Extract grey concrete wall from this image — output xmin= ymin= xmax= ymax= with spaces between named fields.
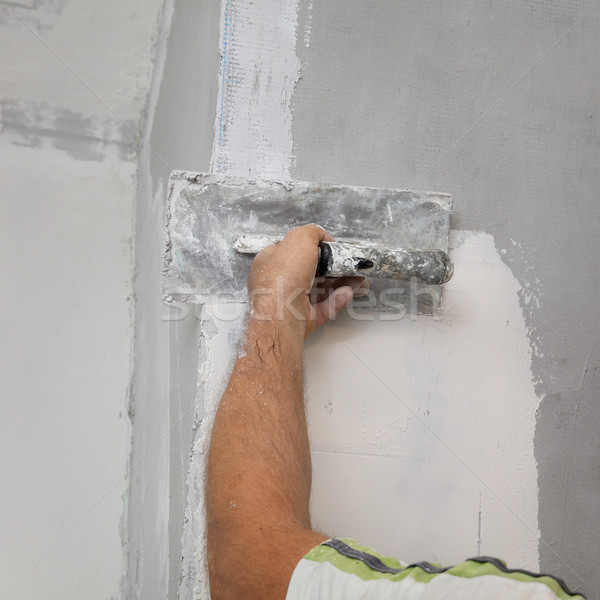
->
xmin=127 ymin=0 xmax=220 ymax=598
xmin=0 ymin=1 xmax=163 ymax=598
xmin=292 ymin=1 xmax=599 ymax=596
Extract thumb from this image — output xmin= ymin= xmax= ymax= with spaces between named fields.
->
xmin=313 ymin=285 xmax=353 ymax=329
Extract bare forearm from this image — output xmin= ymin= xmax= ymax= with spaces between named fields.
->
xmin=206 ymin=315 xmax=325 ymax=599
xmin=206 ymin=226 xmax=352 ymax=599
xmin=207 ymin=316 xmax=312 ymax=529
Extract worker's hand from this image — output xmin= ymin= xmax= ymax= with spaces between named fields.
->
xmin=248 ymin=224 xmax=369 ymax=337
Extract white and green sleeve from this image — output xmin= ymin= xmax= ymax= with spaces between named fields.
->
xmin=286 ymin=538 xmax=585 ymax=600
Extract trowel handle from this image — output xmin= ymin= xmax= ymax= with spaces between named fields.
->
xmin=317 ymin=241 xmax=453 ymax=285
xmin=233 ymin=235 xmax=453 ymax=285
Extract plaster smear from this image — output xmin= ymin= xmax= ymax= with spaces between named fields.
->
xmin=210 ymin=0 xmax=301 ymax=178
xmin=305 ymin=230 xmax=541 ymax=569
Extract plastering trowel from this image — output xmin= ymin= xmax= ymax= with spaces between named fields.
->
xmin=162 ymin=171 xmax=453 ymax=315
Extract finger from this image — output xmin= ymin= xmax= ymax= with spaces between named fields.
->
xmin=352 ymin=278 xmax=371 ymax=297
xmin=313 ymin=285 xmax=353 ymax=329
xmin=312 ymin=277 xmax=367 ymax=302
xmin=281 ymin=223 xmax=332 ymax=247
xmin=315 ymin=276 xmax=366 ymax=291
xmin=278 ymin=225 xmax=334 ymax=292
xmin=319 ymin=226 xmax=334 ymax=243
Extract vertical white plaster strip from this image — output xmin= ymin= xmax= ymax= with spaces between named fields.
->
xmin=210 ymin=0 xmax=302 ymax=179
xmin=180 ymin=1 xmax=301 ymax=598
xmin=181 ymin=308 xmax=246 ymax=600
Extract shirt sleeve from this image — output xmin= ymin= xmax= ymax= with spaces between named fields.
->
xmin=285 ymin=538 xmax=586 ymax=600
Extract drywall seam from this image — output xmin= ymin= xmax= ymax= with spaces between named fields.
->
xmin=210 ymin=0 xmax=302 ymax=179
xmin=179 ymin=1 xmax=302 ymax=597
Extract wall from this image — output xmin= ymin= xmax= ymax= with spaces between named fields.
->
xmin=293 ymin=1 xmax=599 ymax=595
xmin=0 ymin=1 xmax=163 ymax=598
xmin=126 ymin=1 xmax=221 ymax=598
xmin=171 ymin=1 xmax=598 ymax=599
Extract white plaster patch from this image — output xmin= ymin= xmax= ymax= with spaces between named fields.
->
xmin=305 ymin=230 xmax=541 ymax=569
xmin=210 ymin=0 xmax=302 ymax=179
